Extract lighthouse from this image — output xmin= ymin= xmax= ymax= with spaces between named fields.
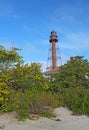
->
xmin=49 ymin=31 xmax=58 ymax=69
xmin=44 ymin=31 xmax=62 ymax=75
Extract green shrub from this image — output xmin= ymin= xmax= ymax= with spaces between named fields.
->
xmin=25 ymin=90 xmax=57 ymax=113
xmin=0 ymin=72 xmax=10 ymax=112
xmin=64 ymin=86 xmax=89 ymax=116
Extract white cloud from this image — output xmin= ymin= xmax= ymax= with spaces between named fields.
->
xmin=40 ymin=61 xmax=47 ymax=72
xmin=0 ymin=3 xmax=19 ymax=18
xmin=60 ymin=32 xmax=89 ymax=51
xmin=60 ymin=54 xmax=69 ymax=64
xmin=50 ymin=2 xmax=88 ymax=24
xmin=22 ymin=43 xmax=39 ymax=54
xmin=57 ymin=6 xmax=82 ymax=21
xmin=0 ymin=41 xmax=14 ymax=49
xmin=57 ymin=31 xmax=89 ymax=63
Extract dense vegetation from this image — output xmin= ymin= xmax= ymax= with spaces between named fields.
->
xmin=0 ymin=45 xmax=89 ymax=120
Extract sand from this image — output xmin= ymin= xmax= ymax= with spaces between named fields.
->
xmin=0 ymin=107 xmax=89 ymax=130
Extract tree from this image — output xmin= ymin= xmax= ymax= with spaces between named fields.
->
xmin=54 ymin=56 xmax=89 ymax=89
xmin=0 ymin=45 xmax=23 ymax=72
xmin=9 ymin=63 xmax=46 ymax=91
xmin=0 ymin=45 xmax=23 ymax=110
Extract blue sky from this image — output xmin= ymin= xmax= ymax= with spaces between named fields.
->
xmin=0 ymin=0 xmax=89 ymax=71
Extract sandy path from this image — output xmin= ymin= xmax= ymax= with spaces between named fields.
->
xmin=0 ymin=107 xmax=89 ymax=130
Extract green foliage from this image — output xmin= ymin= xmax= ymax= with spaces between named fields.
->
xmin=9 ymin=63 xmax=45 ymax=91
xmin=0 ymin=72 xmax=10 ymax=111
xmin=0 ymin=45 xmax=23 ymax=111
xmin=3 ymin=89 xmax=60 ymax=120
xmin=40 ymin=110 xmax=54 ymax=118
xmin=54 ymin=56 xmax=89 ymax=89
xmin=0 ymin=47 xmax=89 ymax=120
xmin=64 ymin=87 xmax=89 ymax=115
xmin=25 ymin=90 xmax=59 ymax=113
xmin=0 ymin=45 xmax=23 ymax=72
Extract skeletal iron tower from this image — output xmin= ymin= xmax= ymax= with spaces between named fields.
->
xmin=46 ymin=31 xmax=62 ymax=71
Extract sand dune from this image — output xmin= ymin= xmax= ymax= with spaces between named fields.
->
xmin=0 ymin=107 xmax=89 ymax=130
